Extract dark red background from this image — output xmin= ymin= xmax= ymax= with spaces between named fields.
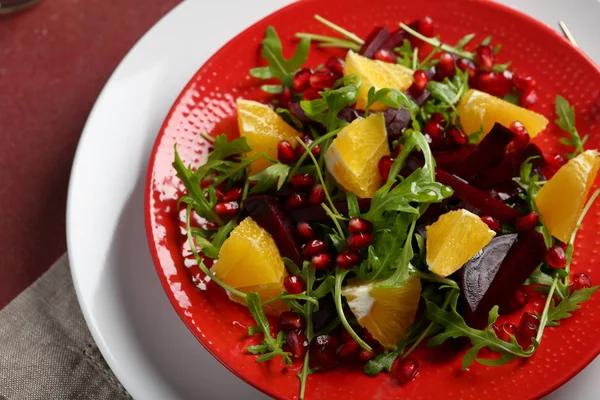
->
xmin=0 ymin=0 xmax=180 ymax=309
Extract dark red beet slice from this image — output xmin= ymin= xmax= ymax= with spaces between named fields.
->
xmin=243 ymin=195 xmax=303 ymax=267
xmin=380 ymin=26 xmax=408 ymax=51
xmin=288 ymin=198 xmax=371 ymax=223
xmin=338 ymin=107 xmax=362 ymax=124
xmin=359 ymin=27 xmax=391 ymax=58
xmin=451 ymin=123 xmax=514 ymax=182
xmin=406 ymin=87 xmax=431 ymax=107
xmin=460 ymin=231 xmax=546 ymax=328
xmin=384 ymin=108 xmax=411 ymax=140
xmin=289 ymin=102 xmax=311 ymax=123
xmin=472 ymin=143 xmax=545 ymax=189
xmin=487 ymin=181 xmax=524 ymax=204
xmin=433 ymin=146 xmax=475 ymax=172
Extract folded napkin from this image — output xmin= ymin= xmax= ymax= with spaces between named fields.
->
xmin=0 ymin=254 xmax=131 ymax=399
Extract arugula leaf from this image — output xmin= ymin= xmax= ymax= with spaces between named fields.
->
xmin=555 ymin=95 xmax=585 ymax=159
xmin=427 ymin=80 xmax=460 ymax=106
xmin=480 ymin=35 xmax=492 ymax=46
xmin=525 ymin=267 xmax=569 ymax=299
xmin=249 ymin=26 xmax=311 ymax=89
xmin=455 ymin=33 xmax=476 ymax=50
xmin=190 ymin=220 xmax=237 ymax=259
xmin=207 ymin=134 xmax=252 ymax=162
xmin=395 ymin=39 xmax=414 ymax=68
xmin=503 ymin=92 xmax=520 ymax=105
xmin=249 ymin=163 xmax=291 ymax=194
xmin=374 ymin=216 xmax=417 ymax=288
xmin=362 ymin=213 xmax=410 ymax=281
xmin=546 ymin=286 xmax=600 ymax=326
xmin=364 ymin=87 xmax=417 ymax=117
xmin=364 ymin=347 xmax=404 ymax=376
xmin=492 ymin=62 xmax=511 ymax=73
xmin=347 ymin=192 xmax=360 ymax=218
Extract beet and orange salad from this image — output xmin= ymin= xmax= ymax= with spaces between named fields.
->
xmin=173 ymin=14 xmax=599 ymax=399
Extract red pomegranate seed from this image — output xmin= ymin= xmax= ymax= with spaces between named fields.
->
xmin=296 ymin=222 xmax=314 ymax=241
xmin=378 ymin=155 xmax=395 ymax=181
xmin=358 ymin=348 xmax=375 ymax=361
xmin=292 ymin=68 xmax=312 ymax=92
xmin=294 ymin=136 xmax=320 ymax=159
xmin=423 ymin=120 xmax=443 ymax=139
xmin=200 ymin=179 xmax=215 ymax=189
xmin=303 ymin=239 xmax=327 ymax=258
xmin=571 ymin=273 xmax=593 ymax=291
xmin=310 ymin=68 xmax=336 ymax=89
xmin=430 ymin=112 xmax=445 ymax=123
xmin=547 ymin=245 xmax=567 ymax=269
xmin=348 ymin=217 xmax=373 ymax=234
xmin=222 ymin=187 xmax=242 ymax=202
xmin=513 ymin=73 xmax=536 ymax=91
xmin=311 ymin=334 xmax=339 ymax=370
xmin=374 ymin=49 xmax=397 ymax=63
xmin=213 ymin=188 xmax=224 ymax=201
xmin=326 ymin=56 xmax=345 ymax=76
xmin=457 ymin=58 xmax=476 ymax=78
xmin=215 ymin=201 xmax=239 ymax=215
xmin=291 ymin=173 xmax=315 ymax=191
xmin=481 ymin=215 xmax=500 ymax=232
xmin=312 ymin=253 xmax=331 ymax=269
xmin=447 ymin=126 xmax=468 ymax=145
xmin=418 ymin=16 xmax=434 ymax=37
xmin=437 ymin=52 xmax=456 ymax=79
xmin=490 ymin=70 xmax=513 ymax=97
xmin=287 ymin=330 xmax=308 ymax=360
xmin=520 ymin=89 xmax=538 ymax=108
xmin=337 ymin=340 xmax=359 ymax=357
xmin=476 ymin=44 xmax=494 ymax=70
xmin=412 ymin=70 xmax=429 ymax=91
xmin=336 ymin=251 xmax=360 ymax=269
xmin=515 ymin=211 xmax=539 ymax=232
xmin=518 ymin=322 xmax=538 ymax=347
xmin=303 ymin=88 xmax=322 ymax=101
xmin=508 ymin=287 xmax=529 ymax=312
xmin=284 ymin=275 xmax=305 ymax=294
xmin=395 ymin=358 xmax=420 ymax=384
xmin=520 ymin=312 xmax=540 ymax=329
xmin=509 ymin=121 xmax=530 ymax=148
xmin=309 ymin=184 xmax=325 ymax=206
xmin=498 ymin=323 xmax=517 ymax=342
xmin=346 ymin=233 xmax=373 ymax=251
xmin=285 ymin=193 xmax=308 ymax=210
xmin=545 ymin=153 xmax=566 ymax=175
xmin=280 ymin=86 xmax=292 ymax=108
xmin=472 ymin=71 xmax=496 ymax=93
xmin=280 ymin=311 xmax=307 ymax=332
xmin=277 ymin=140 xmax=296 ymax=164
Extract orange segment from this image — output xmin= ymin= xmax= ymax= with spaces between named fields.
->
xmin=342 ymin=276 xmax=421 ymax=349
xmin=343 ymin=50 xmax=413 ymax=110
xmin=457 ymin=89 xmax=549 ymax=140
xmin=212 ymin=217 xmax=288 ymax=315
xmin=324 ymin=113 xmax=390 ymax=198
xmin=237 ymin=99 xmax=303 ymax=174
xmin=426 ymin=209 xmax=496 ymax=277
xmin=535 ymin=150 xmax=600 ymax=243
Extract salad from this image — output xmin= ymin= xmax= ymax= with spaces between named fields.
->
xmin=173 ymin=15 xmax=599 ymax=399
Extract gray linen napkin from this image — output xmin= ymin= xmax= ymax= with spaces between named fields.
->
xmin=0 ymin=254 xmax=131 ymax=399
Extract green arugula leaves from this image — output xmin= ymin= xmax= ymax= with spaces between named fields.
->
xmin=555 ymin=95 xmax=586 ymax=159
xmin=546 ymin=286 xmax=600 ymax=326
xmin=248 ymin=163 xmax=291 ymax=194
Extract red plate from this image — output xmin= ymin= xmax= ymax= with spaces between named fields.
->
xmin=145 ymin=0 xmax=600 ymax=398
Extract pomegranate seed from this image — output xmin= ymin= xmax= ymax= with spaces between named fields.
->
xmin=481 ymin=215 xmax=500 ymax=232
xmin=222 ymin=187 xmax=242 ymax=202
xmin=498 ymin=323 xmax=517 ymax=342
xmin=296 ymin=222 xmax=314 ymax=241
xmin=412 ymin=70 xmax=429 ymax=92
xmin=285 ymin=193 xmax=308 ymax=210
xmin=292 ymin=68 xmax=312 ymax=92
xmin=545 ymin=153 xmax=566 ymax=175
xmin=509 ymin=121 xmax=530 ymax=148
xmin=280 ymin=311 xmax=306 ymax=332
xmin=417 ymin=16 xmax=434 ymax=37
xmin=423 ymin=120 xmax=443 ymax=139
xmin=358 ymin=348 xmax=375 ymax=361
xmin=200 ymin=179 xmax=215 ymax=189
xmin=374 ymin=49 xmax=397 ymax=63
xmin=326 ymin=56 xmax=345 ymax=76
xmin=294 ymin=136 xmax=320 ymax=159
xmin=476 ymin=44 xmax=494 ymax=70
xmin=520 ymin=312 xmax=540 ymax=329
xmin=277 ymin=140 xmax=296 ymax=164
xmin=447 ymin=126 xmax=468 ymax=145
xmin=309 ymin=184 xmax=325 ymax=206
xmin=457 ymin=58 xmax=476 ymax=78
xmin=303 ymin=88 xmax=322 ymax=101
xmin=518 ymin=322 xmax=538 ymax=347
xmin=310 ymin=334 xmax=339 ymax=370
xmin=340 ymin=328 xmax=354 ymax=343
xmin=571 ymin=273 xmax=593 ymax=291
xmin=336 ymin=251 xmax=360 ymax=269
xmin=287 ymin=330 xmax=308 ymax=360
xmin=284 ymin=275 xmax=305 ymax=294
xmin=337 ymin=340 xmax=359 ymax=357
xmin=303 ymin=239 xmax=327 ymax=258
xmin=437 ymin=52 xmax=456 ymax=79
xmin=378 ymin=155 xmax=395 ymax=180
xmin=490 ymin=70 xmax=513 ymax=97
xmin=515 ymin=211 xmax=539 ymax=232
xmin=214 ymin=201 xmax=239 ymax=215
xmin=508 ymin=287 xmax=529 ymax=312
xmin=520 ymin=89 xmax=538 ymax=108
xmin=312 ymin=253 xmax=332 ymax=269
xmin=213 ymin=188 xmax=224 ymax=201
xmin=346 ymin=233 xmax=373 ymax=251
xmin=291 ymin=173 xmax=315 ymax=191
xmin=430 ymin=112 xmax=445 ymax=123
xmin=280 ymin=86 xmax=292 ymax=108
xmin=348 ymin=217 xmax=373 ymax=234
xmin=547 ymin=245 xmax=567 ymax=269
xmin=395 ymin=358 xmax=420 ymax=384
xmin=513 ymin=73 xmax=536 ymax=91
xmin=310 ymin=68 xmax=336 ymax=89
xmin=472 ymin=71 xmax=496 ymax=93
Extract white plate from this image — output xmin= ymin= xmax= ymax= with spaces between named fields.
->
xmin=66 ymin=0 xmax=600 ymax=399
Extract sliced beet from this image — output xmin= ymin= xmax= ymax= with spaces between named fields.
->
xmin=406 ymin=87 xmax=431 ymax=107
xmin=487 ymin=181 xmax=524 ymax=204
xmin=384 ymin=108 xmax=411 ymax=140
xmin=380 ymin=26 xmax=409 ymax=51
xmin=289 ymin=102 xmax=311 ymax=124
xmin=288 ymin=198 xmax=371 ymax=223
xmin=433 ymin=146 xmax=475 ymax=172
xmin=243 ymin=195 xmax=303 ymax=267
xmin=338 ymin=107 xmax=362 ymax=124
xmin=451 ymin=123 xmax=514 ymax=182
xmin=359 ymin=27 xmax=391 ymax=58
xmin=472 ymin=143 xmax=545 ymax=189
xmin=460 ymin=231 xmax=546 ymax=328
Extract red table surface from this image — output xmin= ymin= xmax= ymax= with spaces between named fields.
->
xmin=0 ymin=0 xmax=180 ymax=310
